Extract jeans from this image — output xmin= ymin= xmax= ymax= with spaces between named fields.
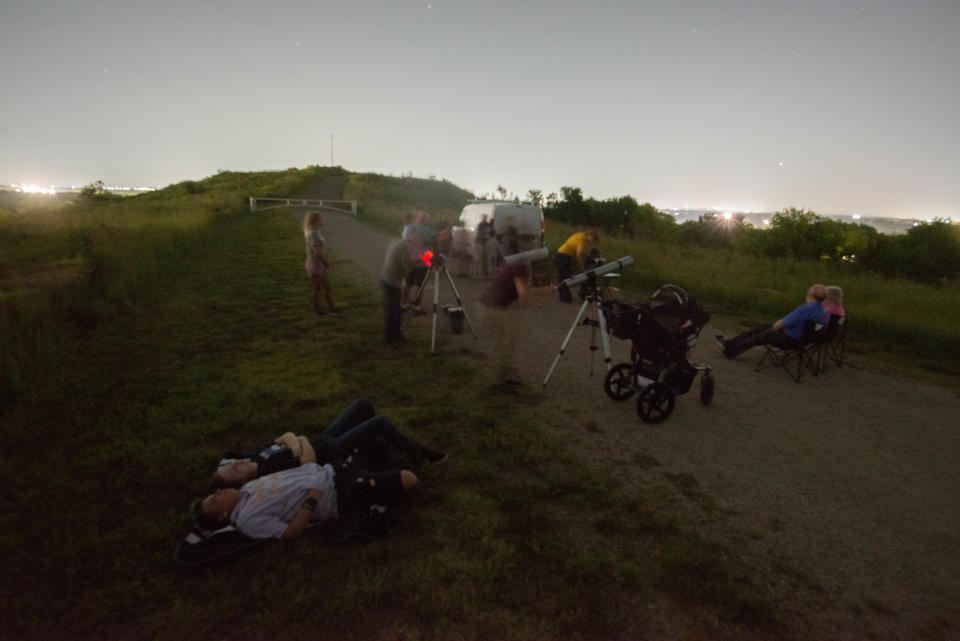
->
xmin=724 ymin=327 xmax=799 ymax=358
xmin=554 ymin=253 xmax=573 ymax=302
xmin=314 ymin=398 xmax=424 ymax=463
xmin=381 ymin=280 xmax=403 ymax=342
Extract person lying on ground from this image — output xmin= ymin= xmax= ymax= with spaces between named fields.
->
xmin=214 ymin=397 xmax=445 ymax=487
xmin=715 ymin=284 xmax=828 ymax=358
xmin=196 ymin=462 xmax=418 ymax=540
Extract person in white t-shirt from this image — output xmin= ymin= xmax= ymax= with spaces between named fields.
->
xmin=195 ymin=463 xmax=417 ymax=539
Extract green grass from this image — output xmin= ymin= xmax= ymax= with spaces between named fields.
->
xmin=0 ymin=180 xmax=781 ymax=640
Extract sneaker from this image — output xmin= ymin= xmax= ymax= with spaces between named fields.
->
xmin=412 ymin=306 xmax=427 ymax=316
xmin=715 ymin=334 xmax=727 ymax=353
xmin=421 ymin=447 xmax=447 ymax=464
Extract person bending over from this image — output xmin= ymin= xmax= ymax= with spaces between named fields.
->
xmin=381 ymin=233 xmax=421 ymax=343
xmin=196 ymin=463 xmax=417 ymax=540
xmin=214 ymin=397 xmax=445 ymax=487
xmin=554 ymin=230 xmax=599 ymax=302
xmin=715 ymin=284 xmax=828 ymax=358
xmin=479 ymin=260 xmax=530 ymax=383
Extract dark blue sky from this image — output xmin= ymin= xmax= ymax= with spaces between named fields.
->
xmin=2 ymin=0 xmax=958 ymax=219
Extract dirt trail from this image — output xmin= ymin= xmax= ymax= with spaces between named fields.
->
xmin=316 ymin=208 xmax=960 ymax=639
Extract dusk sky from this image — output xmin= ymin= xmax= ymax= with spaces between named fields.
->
xmin=2 ymin=1 xmax=958 ymax=219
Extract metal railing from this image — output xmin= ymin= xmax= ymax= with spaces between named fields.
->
xmin=248 ymin=197 xmax=357 ymax=215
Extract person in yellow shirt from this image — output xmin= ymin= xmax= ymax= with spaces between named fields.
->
xmin=554 ymin=230 xmax=599 ymax=302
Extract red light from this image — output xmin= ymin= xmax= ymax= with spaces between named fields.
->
xmin=421 ymin=250 xmax=433 ymax=266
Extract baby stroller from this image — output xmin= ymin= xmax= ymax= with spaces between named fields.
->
xmin=600 ymin=284 xmax=715 ymax=423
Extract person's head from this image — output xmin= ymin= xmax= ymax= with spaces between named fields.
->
xmin=409 ymin=206 xmax=428 ymax=224
xmin=826 ymin=285 xmax=844 ymax=306
xmin=212 ymin=458 xmax=258 ymax=488
xmin=807 ymin=283 xmax=827 ymax=302
xmin=303 ymin=211 xmax=323 ymax=234
xmin=194 ymin=488 xmax=241 ymax=530
xmin=585 ymin=230 xmax=600 ymax=244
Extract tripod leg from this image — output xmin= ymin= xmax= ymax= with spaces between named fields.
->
xmin=595 ymin=299 xmax=614 ymax=371
xmin=431 ymin=267 xmax=440 ymax=353
xmin=404 ymin=265 xmax=433 ymax=329
xmin=441 ymin=266 xmax=479 ymax=339
xmin=543 ymin=297 xmax=592 ymax=387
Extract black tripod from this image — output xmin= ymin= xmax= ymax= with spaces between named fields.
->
xmin=542 ymin=272 xmax=614 ymax=387
xmin=407 ymin=254 xmax=478 ymax=353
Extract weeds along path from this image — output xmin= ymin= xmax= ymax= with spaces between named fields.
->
xmin=318 ymin=208 xmax=960 ymax=640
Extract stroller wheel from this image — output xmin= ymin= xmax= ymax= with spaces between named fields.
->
xmin=636 ymin=383 xmax=675 ymax=424
xmin=604 ymin=363 xmax=637 ymax=401
xmin=700 ymin=373 xmax=715 ymax=405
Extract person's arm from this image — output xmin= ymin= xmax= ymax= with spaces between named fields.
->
xmin=772 ymin=318 xmax=784 ymax=330
xmin=274 ymin=432 xmax=303 ymax=458
xmin=574 ymin=244 xmax=587 ymax=272
xmin=281 ymin=488 xmax=322 ymax=540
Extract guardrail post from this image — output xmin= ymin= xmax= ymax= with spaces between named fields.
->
xmin=249 ymin=196 xmax=257 ymax=213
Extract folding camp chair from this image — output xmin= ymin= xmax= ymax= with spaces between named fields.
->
xmin=816 ymin=314 xmax=847 ymax=373
xmin=754 ymin=320 xmax=821 ymax=383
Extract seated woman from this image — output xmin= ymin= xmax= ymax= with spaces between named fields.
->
xmin=824 ymin=285 xmax=845 ymax=317
xmin=214 ymin=398 xmax=445 ymax=487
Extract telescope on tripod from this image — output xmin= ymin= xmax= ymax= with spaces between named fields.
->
xmin=542 ymin=256 xmax=634 ymax=387
xmin=407 ymin=250 xmax=478 ymax=353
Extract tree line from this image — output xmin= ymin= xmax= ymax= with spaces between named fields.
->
xmin=525 ymin=187 xmax=960 ymax=284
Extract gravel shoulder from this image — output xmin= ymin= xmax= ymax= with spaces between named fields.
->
xmin=319 ymin=209 xmax=960 ymax=640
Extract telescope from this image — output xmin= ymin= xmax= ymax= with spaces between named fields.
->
xmin=503 ymin=246 xmax=549 ymax=265
xmin=559 ymin=256 xmax=634 ymax=288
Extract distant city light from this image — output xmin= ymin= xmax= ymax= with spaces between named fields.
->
xmin=762 ymin=219 xmax=770 ymax=226
xmin=7 ymin=182 xmax=156 ymax=194
xmin=722 ymin=212 xmax=733 ymax=220
xmin=852 ymin=214 xmax=861 ymax=220
xmin=13 ymin=183 xmax=57 ymax=195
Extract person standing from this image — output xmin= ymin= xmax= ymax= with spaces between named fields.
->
xmin=380 ymin=232 xmax=420 ymax=344
xmin=554 ymin=230 xmax=599 ymax=302
xmin=473 ymin=214 xmax=492 ymax=278
xmin=303 ymin=211 xmax=340 ymax=315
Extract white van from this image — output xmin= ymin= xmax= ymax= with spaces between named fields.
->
xmin=455 ymin=201 xmax=545 ymax=253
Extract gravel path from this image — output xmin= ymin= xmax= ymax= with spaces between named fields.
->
xmin=317 ymin=208 xmax=960 ymax=640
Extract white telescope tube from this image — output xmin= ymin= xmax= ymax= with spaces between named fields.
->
xmin=559 ymin=256 xmax=634 ymax=288
xmin=503 ymin=246 xmax=549 ymax=265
